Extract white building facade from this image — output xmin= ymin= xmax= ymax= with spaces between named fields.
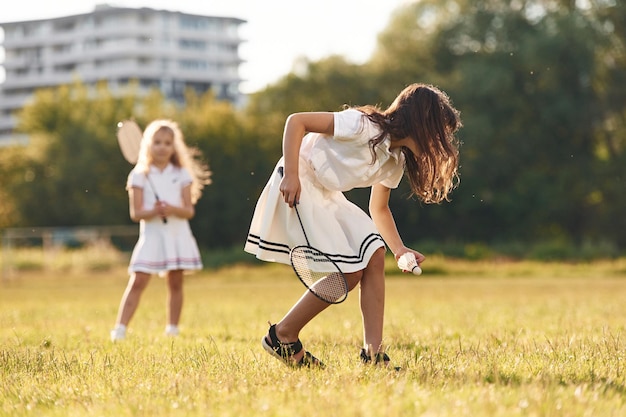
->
xmin=0 ymin=5 xmax=245 ymax=144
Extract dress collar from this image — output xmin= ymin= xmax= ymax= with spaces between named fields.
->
xmin=149 ymin=163 xmax=174 ymax=174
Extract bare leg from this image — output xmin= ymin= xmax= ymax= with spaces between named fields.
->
xmin=166 ymin=270 xmax=184 ymax=326
xmin=115 ymin=272 xmax=151 ymax=326
xmin=272 ymin=270 xmax=362 ymax=362
xmin=359 ymin=247 xmax=386 ymax=353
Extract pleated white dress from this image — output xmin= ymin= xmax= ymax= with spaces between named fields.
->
xmin=127 ymin=164 xmax=203 ymax=275
xmin=245 ymin=109 xmax=405 ymax=273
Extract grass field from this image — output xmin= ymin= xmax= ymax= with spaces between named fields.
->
xmin=1 ymin=256 xmax=626 ymax=416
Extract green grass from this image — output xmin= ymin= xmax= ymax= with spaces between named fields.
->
xmin=2 ymin=258 xmax=626 ymax=416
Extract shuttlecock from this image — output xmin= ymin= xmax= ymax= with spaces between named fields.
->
xmin=397 ymin=252 xmax=422 ymax=275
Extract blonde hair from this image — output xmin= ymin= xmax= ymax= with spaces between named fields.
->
xmin=136 ymin=119 xmax=211 ymax=204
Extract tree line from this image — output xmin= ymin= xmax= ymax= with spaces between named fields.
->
xmin=1 ymin=0 xmax=624 ymax=256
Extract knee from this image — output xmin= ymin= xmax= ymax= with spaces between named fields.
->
xmin=168 ymin=281 xmax=183 ymax=293
xmin=129 ymin=273 xmax=150 ymax=292
xmin=345 ymin=248 xmax=386 ymax=291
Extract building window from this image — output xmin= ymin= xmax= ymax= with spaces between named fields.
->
xmin=179 ymin=60 xmax=208 ymax=70
xmin=179 ymin=39 xmax=206 ymax=50
xmin=53 ymin=21 xmax=75 ymax=33
xmin=53 ymin=44 xmax=73 ymax=54
xmin=179 ymin=16 xmax=208 ymax=30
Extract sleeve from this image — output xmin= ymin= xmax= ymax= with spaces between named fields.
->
xmin=126 ymin=168 xmax=146 ymax=191
xmin=179 ymin=167 xmax=193 ymax=187
xmin=379 ymin=163 xmax=405 ymax=189
xmin=333 ymin=109 xmax=365 ymax=139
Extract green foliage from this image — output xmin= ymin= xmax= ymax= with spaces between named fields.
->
xmin=1 ymin=0 xmax=625 ymax=254
xmin=176 ymin=90 xmax=276 ymax=249
xmin=3 ymin=82 xmax=138 ymax=227
xmin=243 ymin=0 xmax=626 ymax=251
xmin=0 ymin=83 xmax=274 ymax=249
xmin=438 ymin=2 xmax=603 ymax=243
xmin=199 ymin=245 xmax=264 ymax=269
xmin=244 ymin=56 xmax=384 ymax=158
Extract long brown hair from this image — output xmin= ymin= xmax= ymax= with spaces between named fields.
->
xmin=357 ymin=83 xmax=462 ymax=203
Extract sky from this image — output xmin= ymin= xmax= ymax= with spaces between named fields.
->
xmin=0 ymin=0 xmax=410 ymax=94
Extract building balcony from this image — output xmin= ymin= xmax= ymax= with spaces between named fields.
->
xmin=0 ymin=91 xmax=33 ymax=111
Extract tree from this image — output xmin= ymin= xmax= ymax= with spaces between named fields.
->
xmin=2 ymin=82 xmax=135 ymax=227
xmin=364 ymin=0 xmax=623 ymax=246
xmin=176 ymin=90 xmax=275 ymax=248
xmin=3 ymin=0 xmax=626 ymax=253
xmin=430 ymin=0 xmax=618 ymax=244
xmin=0 ymin=82 xmax=273 ymax=249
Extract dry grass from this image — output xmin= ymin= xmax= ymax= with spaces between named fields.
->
xmin=1 ymin=259 xmax=626 ymax=416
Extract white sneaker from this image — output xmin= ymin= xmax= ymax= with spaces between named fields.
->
xmin=110 ymin=324 xmax=126 ymax=341
xmin=165 ymin=324 xmax=179 ymax=337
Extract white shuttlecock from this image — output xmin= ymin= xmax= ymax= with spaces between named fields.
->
xmin=397 ymin=253 xmax=422 ymax=275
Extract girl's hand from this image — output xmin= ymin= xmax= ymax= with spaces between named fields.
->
xmin=154 ymin=200 xmax=194 ymax=219
xmin=394 ymin=247 xmax=425 ymax=266
xmin=280 ymin=174 xmax=301 ymax=208
xmin=156 ymin=201 xmax=171 ymax=217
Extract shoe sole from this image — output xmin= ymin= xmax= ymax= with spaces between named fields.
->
xmin=261 ymin=336 xmax=326 ymax=369
xmin=261 ymin=336 xmax=292 ymax=366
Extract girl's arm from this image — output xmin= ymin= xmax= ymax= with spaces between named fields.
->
xmin=369 ymin=183 xmax=425 ymax=264
xmin=128 ymin=187 xmax=160 ymax=222
xmin=159 ymin=184 xmax=195 ymax=219
xmin=129 ymin=185 xmax=194 ymax=221
xmin=281 ymin=112 xmax=334 ymax=207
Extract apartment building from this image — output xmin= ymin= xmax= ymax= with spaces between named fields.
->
xmin=0 ymin=4 xmax=245 ymax=144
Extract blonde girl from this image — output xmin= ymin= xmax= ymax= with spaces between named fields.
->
xmin=111 ymin=119 xmax=210 ymax=341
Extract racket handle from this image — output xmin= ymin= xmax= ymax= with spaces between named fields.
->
xmin=155 ymin=197 xmax=167 ymax=223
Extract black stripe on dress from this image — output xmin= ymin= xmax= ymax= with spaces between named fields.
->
xmin=246 ymin=234 xmax=291 ymax=255
xmin=246 ymin=233 xmax=383 ymax=264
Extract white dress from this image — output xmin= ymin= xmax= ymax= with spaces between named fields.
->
xmin=127 ymin=164 xmax=203 ymax=274
xmin=244 ymin=109 xmax=405 ymax=273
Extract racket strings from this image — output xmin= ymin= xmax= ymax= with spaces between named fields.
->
xmin=291 ymin=247 xmax=348 ymax=304
xmin=117 ymin=121 xmax=143 ymax=164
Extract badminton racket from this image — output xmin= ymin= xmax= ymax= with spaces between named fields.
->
xmin=116 ymin=120 xmax=167 ymax=224
xmin=278 ymin=166 xmax=348 ymax=304
xmin=116 ymin=120 xmax=142 ymax=164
